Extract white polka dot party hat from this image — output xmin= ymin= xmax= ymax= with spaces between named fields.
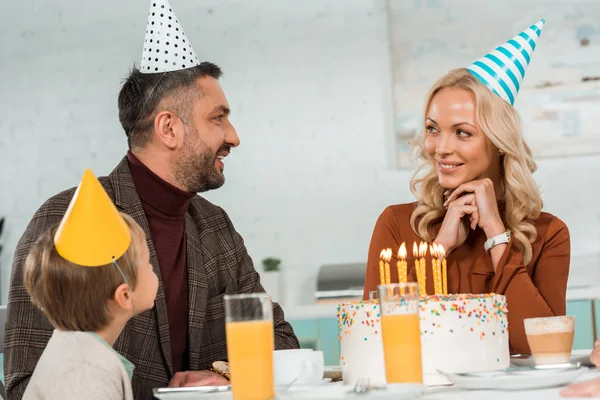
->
xmin=467 ymin=19 xmax=545 ymax=105
xmin=139 ymin=0 xmax=200 ymax=74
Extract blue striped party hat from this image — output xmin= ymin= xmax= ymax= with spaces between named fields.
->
xmin=467 ymin=19 xmax=545 ymax=105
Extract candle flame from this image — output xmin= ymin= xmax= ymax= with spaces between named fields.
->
xmin=383 ymin=248 xmax=392 ymax=262
xmin=413 ymin=242 xmax=418 ymax=258
xmin=398 ymin=242 xmax=407 ymax=260
xmin=379 ymin=249 xmax=387 ymax=260
xmin=438 ymin=244 xmax=446 ymax=259
xmin=430 ymin=244 xmax=436 ymax=258
xmin=419 ymin=241 xmax=428 ymax=258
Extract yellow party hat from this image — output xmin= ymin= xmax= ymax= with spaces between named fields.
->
xmin=54 ymin=169 xmax=131 ymax=267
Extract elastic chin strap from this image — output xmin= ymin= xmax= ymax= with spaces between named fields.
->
xmin=112 ymin=259 xmax=136 ymax=316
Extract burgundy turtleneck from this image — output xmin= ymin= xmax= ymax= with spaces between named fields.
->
xmin=127 ymin=151 xmax=194 ymax=373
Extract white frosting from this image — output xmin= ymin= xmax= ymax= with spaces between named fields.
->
xmin=338 ymin=301 xmax=386 ymax=386
xmin=524 ymin=316 xmax=574 ymax=335
xmin=337 ymin=294 xmax=510 ymax=386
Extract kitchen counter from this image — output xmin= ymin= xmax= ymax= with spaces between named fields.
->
xmin=284 ymin=303 xmax=339 ymax=320
xmin=566 ymin=285 xmax=600 ymax=301
xmin=283 ymin=285 xmax=600 ymax=320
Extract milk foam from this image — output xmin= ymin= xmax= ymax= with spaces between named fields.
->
xmin=524 ymin=316 xmax=574 ymax=335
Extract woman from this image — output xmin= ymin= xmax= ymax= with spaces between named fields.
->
xmin=363 ymin=20 xmax=570 ymax=355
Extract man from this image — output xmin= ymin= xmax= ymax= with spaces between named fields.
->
xmin=4 ymin=1 xmax=299 ymax=399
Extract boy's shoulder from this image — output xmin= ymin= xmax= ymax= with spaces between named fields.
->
xmin=25 ymin=330 xmax=130 ymax=399
xmin=44 ymin=330 xmax=124 ymax=374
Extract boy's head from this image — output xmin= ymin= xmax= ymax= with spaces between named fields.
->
xmin=24 ymin=213 xmax=158 ymax=331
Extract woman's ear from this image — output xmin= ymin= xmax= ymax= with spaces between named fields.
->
xmin=113 ymin=283 xmax=133 ymax=312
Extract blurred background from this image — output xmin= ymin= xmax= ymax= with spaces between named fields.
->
xmin=1 ymin=0 xmax=599 ymax=335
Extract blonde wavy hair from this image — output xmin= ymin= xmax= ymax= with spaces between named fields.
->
xmin=409 ymin=68 xmax=542 ymax=265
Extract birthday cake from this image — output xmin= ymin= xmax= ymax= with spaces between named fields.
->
xmin=337 ymin=293 xmax=509 ymax=386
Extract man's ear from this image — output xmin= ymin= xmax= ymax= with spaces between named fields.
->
xmin=153 ymin=110 xmax=185 ymax=149
xmin=113 ymin=283 xmax=133 ymax=312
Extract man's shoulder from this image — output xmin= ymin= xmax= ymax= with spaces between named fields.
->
xmin=187 ymin=196 xmax=240 ymax=241
xmin=34 ymin=176 xmax=114 ymax=216
xmin=34 ymin=188 xmax=76 ymax=215
xmin=188 ymin=195 xmax=232 ymax=224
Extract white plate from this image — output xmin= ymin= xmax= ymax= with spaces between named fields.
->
xmin=572 ymin=349 xmax=594 ymax=367
xmin=276 ymin=382 xmax=425 ymax=399
xmin=152 ymin=385 xmax=230 ymax=399
xmin=276 ymin=378 xmax=332 ymax=393
xmin=511 ymin=350 xmax=593 ymax=368
xmin=440 ymin=366 xmax=588 ymax=390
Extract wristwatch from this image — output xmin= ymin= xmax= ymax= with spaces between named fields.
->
xmin=484 ymin=229 xmax=512 ymax=252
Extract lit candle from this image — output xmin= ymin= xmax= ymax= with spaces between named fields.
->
xmin=419 ymin=242 xmax=428 ymax=296
xmin=433 ymin=244 xmax=444 ymax=295
xmin=439 ymin=244 xmax=448 ymax=295
xmin=397 ymin=243 xmax=407 ymax=284
xmin=379 ymin=249 xmax=386 ymax=286
xmin=413 ymin=241 xmax=420 ymax=273
xmin=430 ymin=244 xmax=437 ymax=294
xmin=413 ymin=242 xmax=423 ymax=294
xmin=383 ymin=248 xmax=392 ymax=285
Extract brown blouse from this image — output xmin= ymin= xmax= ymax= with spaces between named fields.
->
xmin=363 ymin=202 xmax=570 ymax=355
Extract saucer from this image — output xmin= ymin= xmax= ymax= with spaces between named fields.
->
xmin=571 ymin=349 xmax=593 ymax=367
xmin=276 ymin=382 xmax=424 ymax=399
xmin=511 ymin=350 xmax=593 ymax=368
xmin=439 ymin=365 xmax=588 ymax=390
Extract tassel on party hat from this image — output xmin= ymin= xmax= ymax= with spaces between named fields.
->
xmin=467 ymin=19 xmax=545 ymax=105
xmin=54 ymin=169 xmax=131 ymax=267
xmin=140 ymin=0 xmax=200 ymax=74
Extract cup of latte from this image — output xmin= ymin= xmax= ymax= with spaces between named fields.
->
xmin=524 ymin=316 xmax=574 ymax=365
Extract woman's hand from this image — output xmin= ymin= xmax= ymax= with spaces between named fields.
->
xmin=434 ymin=193 xmax=478 ymax=254
xmin=444 ymin=178 xmax=505 ymax=239
xmin=590 ymin=339 xmax=600 ymax=368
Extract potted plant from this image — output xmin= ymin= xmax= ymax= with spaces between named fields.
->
xmin=260 ymin=257 xmax=282 ymax=304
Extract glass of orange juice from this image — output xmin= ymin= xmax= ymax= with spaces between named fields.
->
xmin=225 ymin=293 xmax=274 ymax=400
xmin=378 ymin=282 xmax=422 ymax=384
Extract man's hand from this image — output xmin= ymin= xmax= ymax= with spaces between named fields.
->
xmin=168 ymin=370 xmax=229 ymax=387
xmin=561 ymin=377 xmax=600 ymax=397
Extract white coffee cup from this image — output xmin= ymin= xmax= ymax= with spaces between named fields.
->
xmin=273 ymin=349 xmax=324 ymax=386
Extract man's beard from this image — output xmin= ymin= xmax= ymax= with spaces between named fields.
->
xmin=174 ymin=126 xmax=229 ymax=193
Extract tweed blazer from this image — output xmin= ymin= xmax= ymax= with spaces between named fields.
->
xmin=4 ymin=157 xmax=299 ymax=400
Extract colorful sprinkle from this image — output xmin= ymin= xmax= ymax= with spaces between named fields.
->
xmin=336 ymin=294 xmax=508 ymax=341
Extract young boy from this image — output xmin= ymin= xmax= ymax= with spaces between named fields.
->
xmin=22 ymin=169 xmax=159 ymax=400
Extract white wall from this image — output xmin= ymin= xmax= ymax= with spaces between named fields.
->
xmin=1 ymin=0 xmax=598 ymax=305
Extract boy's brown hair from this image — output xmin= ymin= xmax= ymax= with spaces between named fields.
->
xmin=23 ymin=213 xmax=146 ymax=331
